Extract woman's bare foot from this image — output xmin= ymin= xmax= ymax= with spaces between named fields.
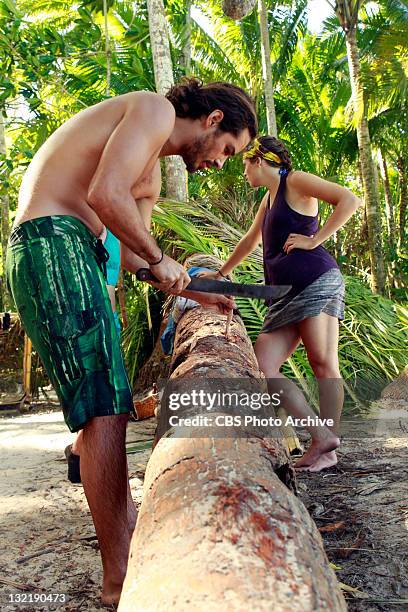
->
xmin=305 ymin=450 xmax=338 ymax=472
xmin=294 ymin=434 xmax=340 ymax=469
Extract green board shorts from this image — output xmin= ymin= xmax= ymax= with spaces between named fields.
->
xmin=6 ymin=215 xmax=133 ymax=433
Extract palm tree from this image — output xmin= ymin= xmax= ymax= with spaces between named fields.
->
xmin=258 ymin=0 xmax=277 ymax=135
xmin=332 ymin=0 xmax=386 ymax=294
xmin=219 ymin=0 xmax=277 ymax=135
xmin=147 ymin=0 xmax=188 ymax=201
xmin=196 ymin=0 xmax=307 ymax=131
xmin=181 ymin=0 xmax=192 ymax=75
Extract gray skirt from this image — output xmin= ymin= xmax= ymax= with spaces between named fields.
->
xmin=260 ymin=268 xmax=345 ymax=334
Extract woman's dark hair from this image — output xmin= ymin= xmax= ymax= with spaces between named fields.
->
xmin=248 ymin=135 xmax=293 ymax=171
xmin=166 ymin=77 xmax=257 ymax=139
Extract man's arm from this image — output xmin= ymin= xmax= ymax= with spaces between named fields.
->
xmin=87 ymin=93 xmax=172 ymax=262
xmin=121 ymin=228 xmax=152 ymax=274
xmin=120 ymin=201 xmax=236 ymax=314
xmin=88 ymin=93 xmax=190 ymax=293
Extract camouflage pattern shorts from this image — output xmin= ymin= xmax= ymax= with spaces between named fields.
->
xmin=6 ymin=215 xmax=133 ymax=432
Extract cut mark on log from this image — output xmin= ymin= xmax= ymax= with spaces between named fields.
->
xmin=146 ymin=454 xmax=195 ymax=493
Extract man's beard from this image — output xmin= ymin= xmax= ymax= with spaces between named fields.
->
xmin=180 ymin=132 xmax=217 ymax=174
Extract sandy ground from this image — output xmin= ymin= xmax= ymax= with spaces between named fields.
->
xmin=0 ymin=406 xmax=153 ymax=611
xmin=0 ymin=401 xmax=407 ymax=611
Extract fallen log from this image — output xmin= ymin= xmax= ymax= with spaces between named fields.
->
xmin=119 ymin=302 xmax=346 ymax=611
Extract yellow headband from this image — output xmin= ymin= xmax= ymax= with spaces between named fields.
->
xmin=243 ymin=138 xmax=282 ymax=165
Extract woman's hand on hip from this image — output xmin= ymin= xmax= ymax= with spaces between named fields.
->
xmin=283 ymin=234 xmax=317 ymax=254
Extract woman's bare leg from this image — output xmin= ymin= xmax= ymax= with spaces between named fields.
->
xmin=255 ymin=325 xmax=339 ymax=458
xmin=295 ymin=312 xmax=343 ymax=471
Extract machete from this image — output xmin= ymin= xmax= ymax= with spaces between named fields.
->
xmin=136 ymin=268 xmax=291 ymax=301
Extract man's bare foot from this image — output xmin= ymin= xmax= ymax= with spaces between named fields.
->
xmin=101 ymin=576 xmax=125 ymax=606
xmin=294 ymin=434 xmax=340 ymax=469
xmin=101 ymin=591 xmax=121 ymax=606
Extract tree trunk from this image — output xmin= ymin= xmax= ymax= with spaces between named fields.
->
xmin=119 ymin=307 xmax=346 ymax=611
xmin=181 ymin=0 xmax=192 ymax=75
xmin=258 ymin=0 xmax=277 ymax=137
xmin=102 ymin=0 xmax=111 ymax=96
xmin=333 ymin=231 xmax=343 ymax=262
xmin=222 ymin=0 xmax=257 ymax=20
xmin=379 ymin=149 xmax=395 ymax=243
xmin=378 ymin=150 xmax=395 ymax=294
xmin=344 ymin=27 xmax=386 ymax=294
xmin=397 ymin=156 xmax=407 ymax=249
xmin=117 ymin=271 xmax=128 ymax=330
xmin=147 ymin=0 xmax=188 ymax=201
xmin=0 ymin=113 xmax=10 ymax=311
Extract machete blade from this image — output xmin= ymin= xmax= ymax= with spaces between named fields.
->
xmin=186 ymin=276 xmax=290 ymax=300
xmin=136 ymin=268 xmax=291 ymax=301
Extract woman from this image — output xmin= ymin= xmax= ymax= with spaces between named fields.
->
xmin=201 ymin=136 xmax=361 ymax=472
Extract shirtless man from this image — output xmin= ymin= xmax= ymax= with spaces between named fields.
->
xmin=6 ymin=78 xmax=257 ymax=604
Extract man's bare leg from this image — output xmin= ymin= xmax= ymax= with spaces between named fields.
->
xmin=295 ymin=313 xmax=343 ymax=471
xmin=73 ymin=428 xmax=136 ymax=530
xmin=80 ymin=414 xmax=136 ymax=605
xmin=255 ymin=325 xmax=340 ymax=468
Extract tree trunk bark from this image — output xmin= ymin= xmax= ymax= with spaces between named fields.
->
xmin=378 ymin=150 xmax=395 ymax=294
xmin=117 ymin=271 xmax=128 ymax=330
xmin=181 ymin=0 xmax=192 ymax=75
xmin=119 ymin=307 xmax=346 ymax=611
xmin=379 ymin=149 xmax=395 ymax=242
xmin=102 ymin=0 xmax=111 ymax=96
xmin=0 ymin=113 xmax=10 ymax=311
xmin=344 ymin=27 xmax=386 ymax=294
xmin=397 ymin=156 xmax=407 ymax=249
xmin=147 ymin=0 xmax=188 ymax=201
xmin=258 ymin=0 xmax=277 ymax=137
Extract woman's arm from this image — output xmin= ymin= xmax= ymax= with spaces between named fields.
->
xmin=284 ymin=171 xmax=362 ymax=254
xmin=201 ymin=194 xmax=268 ymax=279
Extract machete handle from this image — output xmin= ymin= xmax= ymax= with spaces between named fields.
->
xmin=136 ymin=268 xmax=158 ymax=282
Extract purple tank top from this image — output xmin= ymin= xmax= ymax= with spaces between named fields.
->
xmin=262 ymin=170 xmax=338 ymax=300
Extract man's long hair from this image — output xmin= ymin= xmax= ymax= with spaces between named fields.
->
xmin=166 ymin=77 xmax=257 ymax=139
